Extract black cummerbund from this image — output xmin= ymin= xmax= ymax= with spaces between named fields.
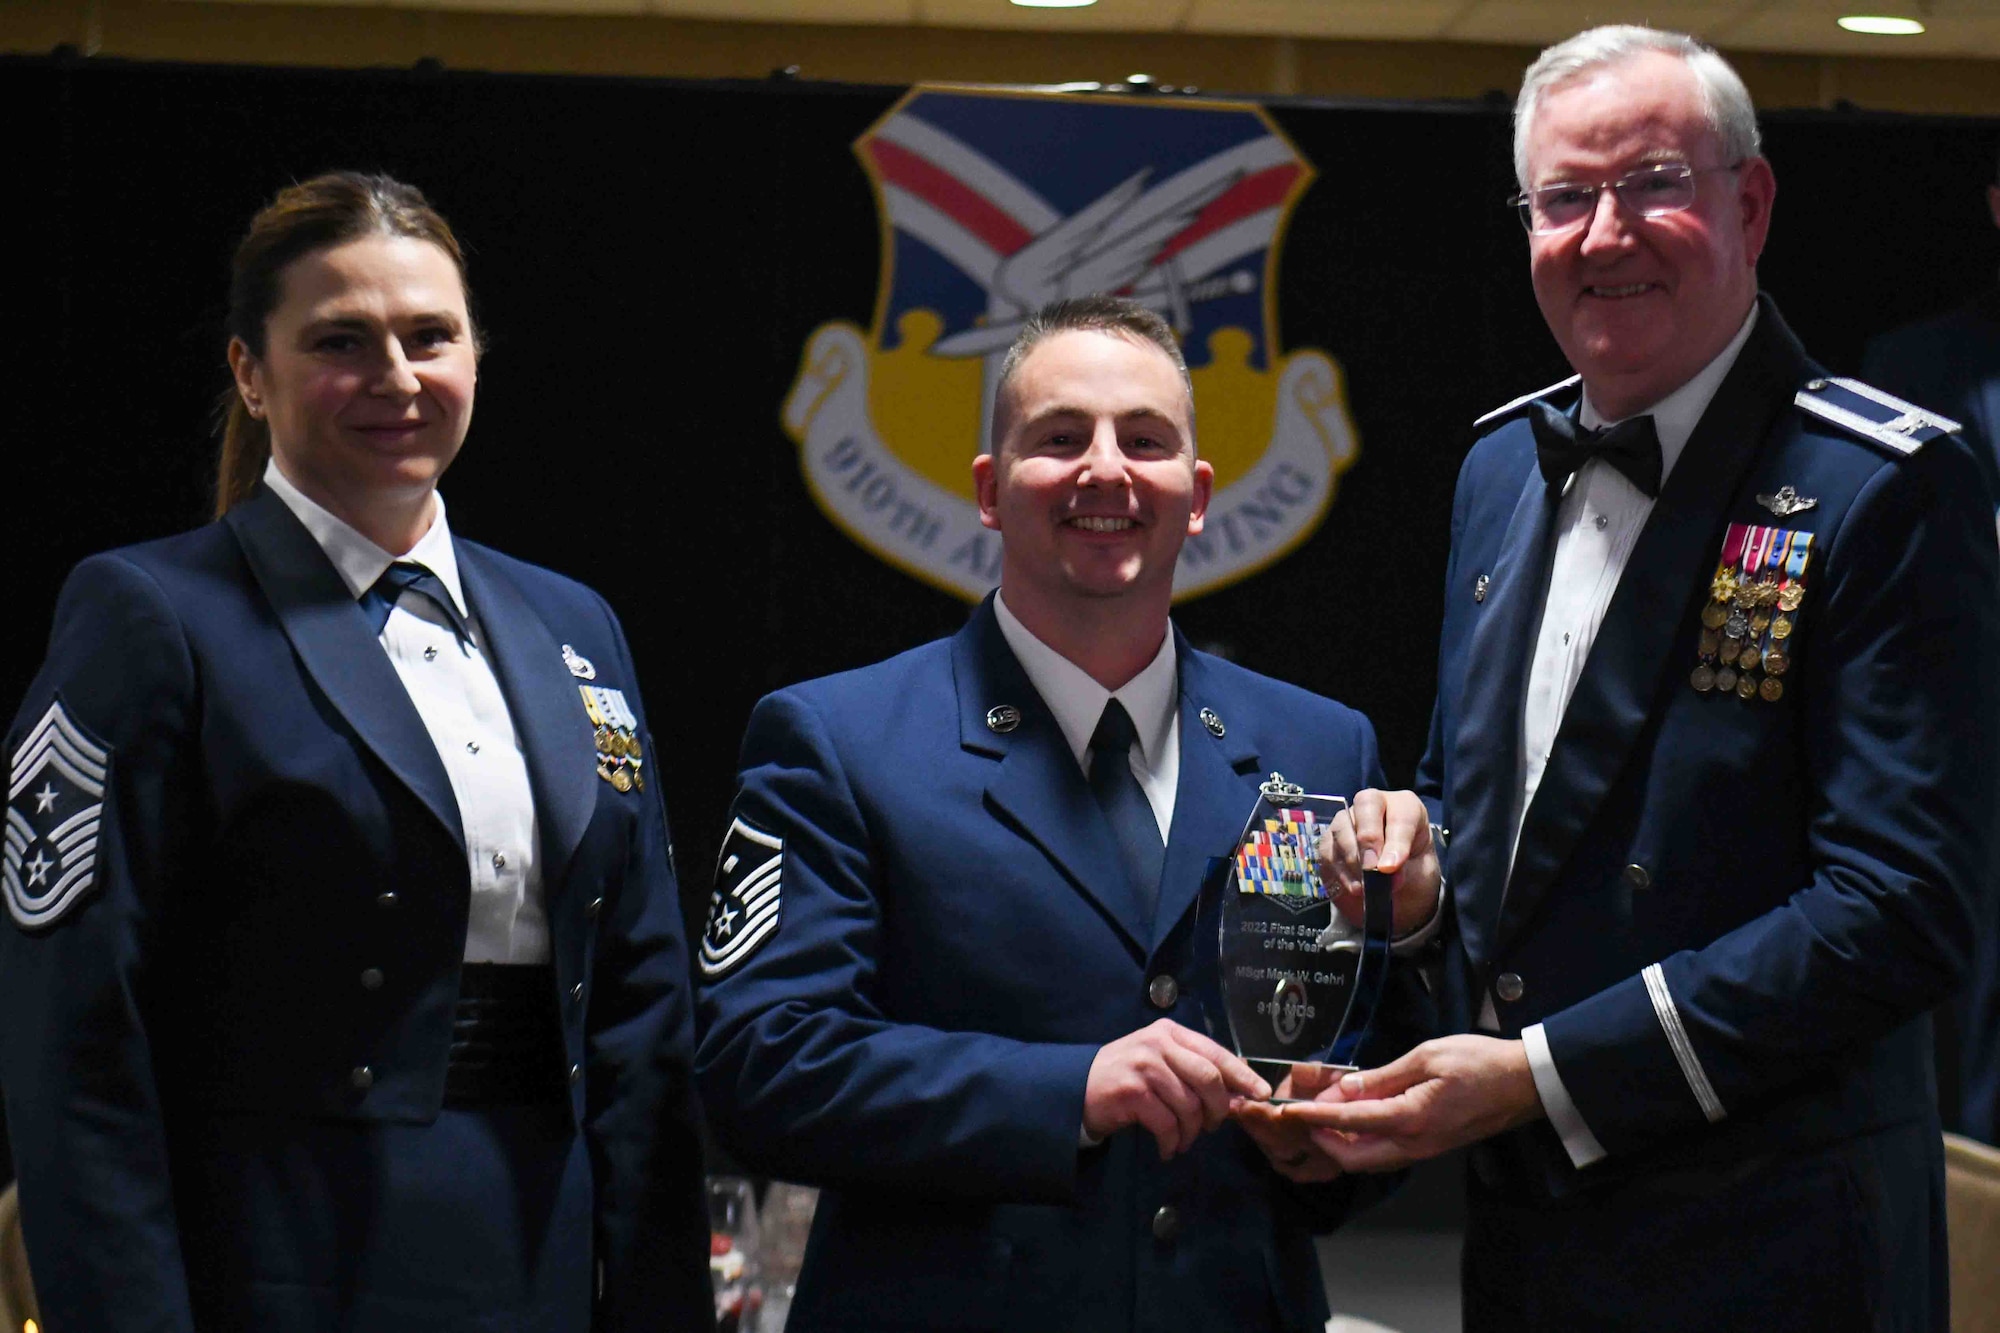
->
xmin=445 ymin=963 xmax=567 ymax=1108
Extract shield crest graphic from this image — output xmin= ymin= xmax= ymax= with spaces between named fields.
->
xmin=782 ymin=85 xmax=1360 ymax=602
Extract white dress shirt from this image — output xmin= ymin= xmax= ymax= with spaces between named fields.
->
xmin=263 ymin=459 xmax=550 ymax=964
xmin=993 ymin=591 xmax=1180 ymax=838
xmin=1497 ymin=307 xmax=1760 ymax=1168
xmin=995 ymin=593 xmax=1181 ymax=1150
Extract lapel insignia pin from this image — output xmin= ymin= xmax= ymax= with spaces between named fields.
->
xmin=1755 ymin=486 xmax=1817 ymax=518
xmin=561 ymin=644 xmax=596 ymax=679
xmin=1200 ymin=707 xmax=1226 ymax=738
xmin=1473 ymin=574 xmax=1490 ymax=603
xmin=985 ymin=704 xmax=1021 ymax=734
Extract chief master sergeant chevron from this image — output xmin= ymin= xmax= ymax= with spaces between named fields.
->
xmin=695 ymin=295 xmax=1441 ymax=1333
xmin=1283 ymin=25 xmax=2000 ymax=1333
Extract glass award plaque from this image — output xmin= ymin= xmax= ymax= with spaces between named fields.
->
xmin=1201 ymin=773 xmax=1393 ymax=1090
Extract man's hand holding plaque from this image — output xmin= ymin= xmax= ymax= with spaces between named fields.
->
xmin=1319 ymin=788 xmax=1442 ymax=940
xmin=1202 ymin=779 xmax=1440 ymax=1085
xmin=1265 ymin=796 xmax=1542 ymax=1177
xmin=1218 ymin=781 xmax=1440 ymax=1179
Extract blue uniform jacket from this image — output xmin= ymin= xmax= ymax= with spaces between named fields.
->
xmin=695 ymin=600 xmax=1417 ymax=1333
xmin=1418 ymin=299 xmax=2000 ymax=1327
xmin=0 ymin=486 xmax=710 ymax=1331
xmin=1864 ymin=294 xmax=2000 ymax=1147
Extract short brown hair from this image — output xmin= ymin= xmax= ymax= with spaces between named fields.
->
xmin=213 ymin=172 xmax=478 ymax=516
xmin=990 ymin=295 xmax=1196 ymax=451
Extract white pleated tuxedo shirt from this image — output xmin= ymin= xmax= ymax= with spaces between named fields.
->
xmin=1502 ymin=307 xmax=1759 ymax=1168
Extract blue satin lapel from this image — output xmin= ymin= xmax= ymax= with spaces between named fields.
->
xmin=1448 ymin=467 xmax=1561 ymax=973
xmin=1153 ymin=647 xmax=1262 ymax=957
xmin=225 ymin=489 xmax=464 ymax=851
xmin=455 ymin=549 xmax=599 ymax=894
xmin=1502 ymin=306 xmax=1807 ymax=950
xmin=954 ymin=603 xmax=1152 ymax=959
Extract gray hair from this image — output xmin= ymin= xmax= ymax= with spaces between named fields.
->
xmin=990 ymin=294 xmax=1196 ymax=451
xmin=1513 ymin=25 xmax=1761 ymax=188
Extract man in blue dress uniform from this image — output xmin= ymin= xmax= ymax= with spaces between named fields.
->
xmin=695 ymin=296 xmax=1440 ymax=1333
xmin=1863 ymin=163 xmax=2000 ymax=1149
xmin=1285 ymin=26 xmax=2000 ymax=1332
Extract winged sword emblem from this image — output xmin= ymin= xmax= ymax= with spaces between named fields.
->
xmin=781 ymin=85 xmax=1362 ymax=602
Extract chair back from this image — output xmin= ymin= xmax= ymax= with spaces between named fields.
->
xmin=0 ymin=1182 xmax=38 ymax=1329
xmin=1948 ymin=1132 xmax=2000 ymax=1333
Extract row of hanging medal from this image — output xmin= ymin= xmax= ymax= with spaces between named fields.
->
xmin=1692 ymin=522 xmax=1814 ymax=701
xmin=579 ymin=684 xmax=646 ymax=791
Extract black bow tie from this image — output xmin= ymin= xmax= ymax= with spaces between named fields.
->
xmin=1529 ymin=402 xmax=1663 ymax=499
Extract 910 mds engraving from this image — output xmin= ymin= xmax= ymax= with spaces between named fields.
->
xmin=1202 ymin=775 xmax=1395 ymax=1087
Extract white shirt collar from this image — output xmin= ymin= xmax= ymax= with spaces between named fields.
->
xmin=261 ymin=457 xmax=468 ymax=617
xmin=1579 ymin=303 xmax=1759 ymax=488
xmin=992 ymin=591 xmax=1178 ymax=771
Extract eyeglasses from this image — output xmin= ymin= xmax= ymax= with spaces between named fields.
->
xmin=1509 ymin=162 xmax=1744 ymax=234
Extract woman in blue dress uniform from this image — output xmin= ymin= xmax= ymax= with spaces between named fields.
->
xmin=0 ymin=173 xmax=711 ymax=1332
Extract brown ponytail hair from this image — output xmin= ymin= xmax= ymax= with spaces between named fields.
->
xmin=214 ymin=172 xmax=478 ymax=517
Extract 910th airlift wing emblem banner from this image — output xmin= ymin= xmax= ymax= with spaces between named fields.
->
xmin=781 ymin=85 xmax=1360 ymax=602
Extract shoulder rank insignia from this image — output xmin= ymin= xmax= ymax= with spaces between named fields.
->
xmin=5 ymin=698 xmax=109 ymax=930
xmin=1473 ymin=374 xmax=1583 ymax=431
xmin=701 ymin=815 xmax=783 ymax=978
xmin=1793 ymin=377 xmax=1962 ymax=457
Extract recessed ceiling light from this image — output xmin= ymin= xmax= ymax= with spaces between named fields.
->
xmin=1837 ymin=15 xmax=1927 ymax=35
xmin=1011 ymin=0 xmax=1097 ymax=7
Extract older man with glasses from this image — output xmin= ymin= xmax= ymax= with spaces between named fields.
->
xmin=1285 ymin=25 xmax=2000 ymax=1333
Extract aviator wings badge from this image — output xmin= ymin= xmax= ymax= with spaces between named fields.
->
xmin=1757 ymin=485 xmax=1817 ymax=517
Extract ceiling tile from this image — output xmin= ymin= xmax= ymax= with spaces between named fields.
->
xmin=1443 ymin=2 xmax=1749 ymax=47
xmin=650 ymin=0 xmax=914 ymax=19
xmin=152 ymin=0 xmax=2000 ymax=60
xmin=911 ymin=0 xmax=1183 ymax=32
xmin=1726 ymin=10 xmax=2000 ymax=59
xmin=1177 ymin=0 xmax=1463 ymax=39
xmin=421 ymin=0 xmax=645 ymax=12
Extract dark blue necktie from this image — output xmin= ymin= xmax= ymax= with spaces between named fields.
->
xmin=1088 ymin=699 xmax=1164 ymax=925
xmin=1529 ymin=401 xmax=1663 ymax=498
xmin=361 ymin=561 xmax=472 ymax=643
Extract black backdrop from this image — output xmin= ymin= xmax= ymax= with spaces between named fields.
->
xmin=9 ymin=51 xmax=2000 ymax=936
